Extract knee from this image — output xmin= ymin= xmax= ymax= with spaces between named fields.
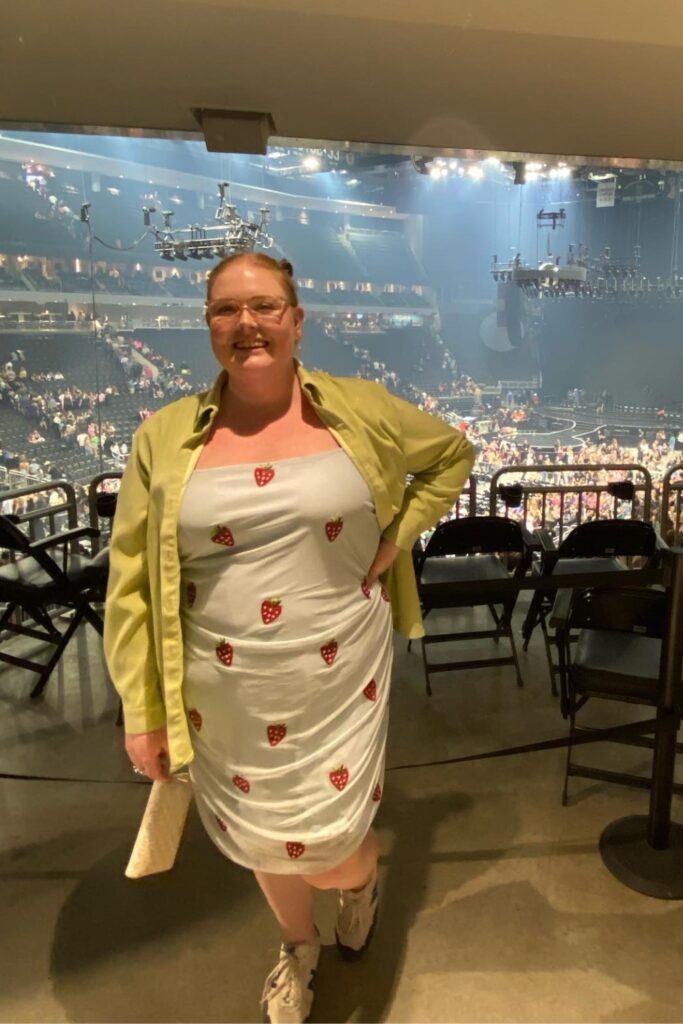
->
xmin=301 ymin=867 xmax=341 ymax=890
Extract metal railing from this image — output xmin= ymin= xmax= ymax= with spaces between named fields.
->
xmin=660 ymin=462 xmax=683 ymax=543
xmin=488 ymin=463 xmax=653 ymax=545
xmin=0 ymin=480 xmax=79 ymax=551
xmin=0 ymin=464 xmax=671 ymax=566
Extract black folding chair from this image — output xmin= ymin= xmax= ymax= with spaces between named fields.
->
xmin=0 ymin=513 xmax=109 ymax=697
xmin=552 ymin=585 xmax=683 ymax=805
xmin=522 ymin=519 xmax=660 ymax=696
xmin=409 ymin=516 xmax=533 ymax=695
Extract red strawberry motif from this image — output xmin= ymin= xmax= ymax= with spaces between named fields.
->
xmin=329 ymin=764 xmax=350 ymax=791
xmin=186 ymin=581 xmax=197 ymax=608
xmin=215 ymin=814 xmax=228 ymax=832
xmin=267 ymin=724 xmax=287 ymax=746
xmin=372 ymin=784 xmax=383 ymax=802
xmin=211 ymin=524 xmax=235 ymax=547
xmin=361 ymin=578 xmax=372 ymax=600
xmin=380 ymin=587 xmax=390 ymax=602
xmin=325 ymin=517 xmax=344 ymax=542
xmin=320 ymin=639 xmax=338 ymax=666
xmin=254 ymin=464 xmax=275 ymax=487
xmin=363 ymin=679 xmax=377 ymax=702
xmin=216 ymin=638 xmax=233 ymax=666
xmin=188 ymin=708 xmax=202 ymax=731
xmin=261 ymin=598 xmax=283 ymax=625
xmin=286 ymin=841 xmax=305 ymax=859
xmin=232 ymin=774 xmax=250 ymax=794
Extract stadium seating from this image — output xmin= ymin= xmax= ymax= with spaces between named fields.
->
xmin=347 ymin=228 xmax=428 ymax=285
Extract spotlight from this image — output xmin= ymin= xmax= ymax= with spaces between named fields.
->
xmin=302 ymin=154 xmax=322 ymax=172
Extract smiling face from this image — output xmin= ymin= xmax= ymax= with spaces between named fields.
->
xmin=206 ymin=258 xmax=304 ymax=377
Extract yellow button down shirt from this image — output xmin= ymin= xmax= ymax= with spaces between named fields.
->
xmin=103 ymin=360 xmax=475 ymax=770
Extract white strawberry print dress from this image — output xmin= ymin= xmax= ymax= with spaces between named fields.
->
xmin=177 ymin=447 xmax=393 ymax=873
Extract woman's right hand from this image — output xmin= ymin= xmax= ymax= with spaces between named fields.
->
xmin=125 ymin=726 xmax=171 ymax=782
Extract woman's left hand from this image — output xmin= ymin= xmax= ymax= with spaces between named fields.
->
xmin=366 ymin=537 xmax=402 ymax=587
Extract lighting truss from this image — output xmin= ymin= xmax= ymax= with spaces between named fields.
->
xmin=143 ymin=182 xmax=273 ymax=261
xmin=491 ymin=244 xmax=683 ymax=300
xmin=536 ymin=208 xmax=566 ymax=231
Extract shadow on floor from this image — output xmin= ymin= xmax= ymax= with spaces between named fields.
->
xmin=48 ymin=784 xmax=483 ymax=1023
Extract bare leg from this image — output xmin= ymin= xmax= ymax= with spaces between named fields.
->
xmin=302 ymin=827 xmax=380 ymax=892
xmin=253 ymin=828 xmax=380 ymax=942
xmin=253 ymin=870 xmax=317 ymax=945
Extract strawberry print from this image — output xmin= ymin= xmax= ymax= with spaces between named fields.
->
xmin=361 ymin=578 xmax=372 ymax=600
xmin=186 ymin=581 xmax=197 ymax=608
xmin=325 ymin=517 xmax=344 ymax=542
xmin=188 ymin=708 xmax=202 ymax=731
xmin=329 ymin=764 xmax=350 ymax=791
xmin=216 ymin=638 xmax=233 ymax=666
xmin=254 ymin=464 xmax=275 ymax=487
xmin=381 ymin=587 xmax=390 ymax=603
xmin=215 ymin=814 xmax=228 ymax=832
xmin=363 ymin=679 xmax=377 ymax=702
xmin=320 ymin=639 xmax=338 ymax=666
xmin=267 ymin=724 xmax=287 ymax=746
xmin=286 ymin=841 xmax=305 ymax=860
xmin=232 ymin=774 xmax=251 ymax=794
xmin=211 ymin=524 xmax=235 ymax=547
xmin=261 ymin=598 xmax=283 ymax=625
xmin=372 ymin=784 xmax=383 ymax=803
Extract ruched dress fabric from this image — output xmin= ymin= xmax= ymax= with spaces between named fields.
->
xmin=177 ymin=446 xmax=394 ymax=874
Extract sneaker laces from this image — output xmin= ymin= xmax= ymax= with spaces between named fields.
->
xmin=260 ymin=947 xmax=307 ymax=1010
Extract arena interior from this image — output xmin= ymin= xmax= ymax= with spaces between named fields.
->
xmin=2 ymin=4 xmax=683 ymax=1023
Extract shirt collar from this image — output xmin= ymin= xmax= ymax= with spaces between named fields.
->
xmin=193 ymin=357 xmax=322 ymax=432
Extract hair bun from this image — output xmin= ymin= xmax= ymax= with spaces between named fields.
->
xmin=279 ymin=259 xmax=294 ymax=277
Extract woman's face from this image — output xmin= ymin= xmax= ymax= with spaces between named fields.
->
xmin=206 ymin=261 xmax=304 ymax=377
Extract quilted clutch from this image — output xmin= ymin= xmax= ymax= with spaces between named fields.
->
xmin=125 ymin=773 xmax=193 ymax=879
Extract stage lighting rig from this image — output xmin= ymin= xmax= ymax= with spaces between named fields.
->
xmin=143 ymin=182 xmax=273 ymax=261
xmin=537 ymin=208 xmax=566 ymax=231
xmin=490 ymin=242 xmax=683 ymax=301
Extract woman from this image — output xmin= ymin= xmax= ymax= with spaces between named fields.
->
xmin=104 ymin=253 xmax=474 ymax=1023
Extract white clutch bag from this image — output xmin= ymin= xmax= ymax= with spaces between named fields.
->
xmin=125 ymin=773 xmax=193 ymax=879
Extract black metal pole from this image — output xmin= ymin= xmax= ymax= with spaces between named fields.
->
xmin=599 ymin=548 xmax=683 ymax=897
xmin=648 ymin=547 xmax=683 ymax=849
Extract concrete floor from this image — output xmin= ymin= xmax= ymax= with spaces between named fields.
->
xmin=1 ymin=600 xmax=682 ymax=1023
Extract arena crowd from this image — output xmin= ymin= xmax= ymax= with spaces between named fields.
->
xmin=1 ymin=326 xmax=681 ymax=548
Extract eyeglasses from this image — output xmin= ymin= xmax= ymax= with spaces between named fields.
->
xmin=205 ymin=295 xmax=291 ymax=324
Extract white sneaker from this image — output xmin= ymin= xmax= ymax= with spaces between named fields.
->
xmin=261 ymin=935 xmax=320 ymax=1024
xmin=335 ymin=867 xmax=379 ymax=960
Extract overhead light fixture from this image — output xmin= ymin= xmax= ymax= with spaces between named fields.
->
xmin=143 ymin=182 xmax=273 ymax=261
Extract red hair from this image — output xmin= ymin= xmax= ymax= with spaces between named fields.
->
xmin=206 ymin=252 xmax=298 ymax=305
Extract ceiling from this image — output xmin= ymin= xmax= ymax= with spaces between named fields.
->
xmin=4 ymin=1 xmax=683 ymax=167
